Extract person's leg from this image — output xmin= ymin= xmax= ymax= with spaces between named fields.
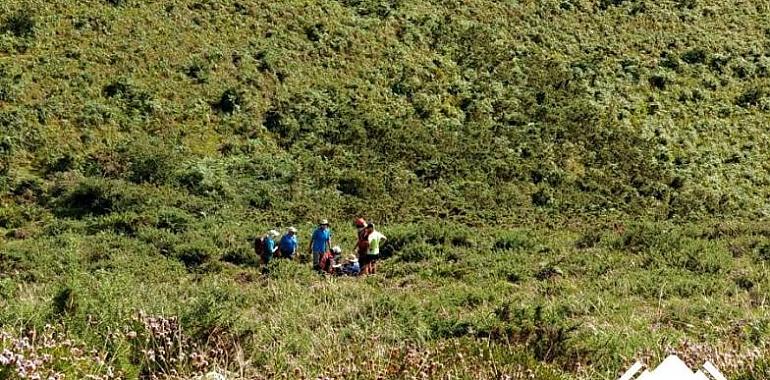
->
xmin=262 ymin=253 xmax=273 ymax=274
xmin=357 ymin=256 xmax=367 ymax=276
xmin=312 ymin=251 xmax=321 ymax=270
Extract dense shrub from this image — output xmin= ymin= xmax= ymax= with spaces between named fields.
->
xmin=125 ymin=142 xmax=181 ymax=185
xmin=614 ymin=222 xmax=682 ymax=253
xmin=155 ymin=208 xmax=193 ymax=233
xmin=52 ymin=285 xmax=77 ymax=317
xmin=755 ymin=242 xmax=770 ymax=262
xmin=213 ymin=88 xmax=244 ymax=114
xmin=220 ymin=246 xmax=257 ymax=266
xmin=531 ymin=188 xmax=553 ymax=207
xmin=177 ymin=161 xmax=233 ymax=199
xmin=380 ymin=225 xmax=421 ymax=257
xmin=2 ymin=10 xmax=35 ymax=38
xmin=174 ymin=242 xmax=214 ymax=269
xmin=102 ymin=79 xmax=156 ymax=116
xmin=397 ymin=242 xmax=439 ymax=263
xmin=648 ymin=74 xmax=669 ymax=90
xmin=491 ymin=304 xmax=580 ymax=363
xmin=180 ymin=283 xmax=245 ymax=339
xmin=598 ymin=0 xmax=632 ymax=10
xmin=86 ymin=212 xmax=153 ymax=236
xmin=575 ymin=229 xmax=602 ymax=249
xmin=736 ymin=87 xmax=766 ymax=107
xmin=52 ymin=178 xmax=143 ymax=218
xmin=339 ymin=0 xmax=402 ymax=17
xmin=681 ymin=48 xmax=708 ymax=64
xmin=337 ymin=171 xmax=370 ymax=197
xmin=494 ymin=231 xmax=536 ymax=252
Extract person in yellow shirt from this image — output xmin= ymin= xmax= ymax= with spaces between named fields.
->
xmin=362 ymin=223 xmax=386 ymax=275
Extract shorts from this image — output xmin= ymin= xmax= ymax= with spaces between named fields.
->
xmin=359 ymin=254 xmax=379 ymax=266
xmin=279 ymin=250 xmax=295 ymax=259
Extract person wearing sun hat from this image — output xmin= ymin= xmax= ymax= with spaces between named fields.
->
xmin=341 ymin=254 xmax=360 ymax=276
xmin=279 ymin=227 xmax=299 ymax=260
xmin=259 ymin=229 xmax=280 ymax=267
xmin=308 ymin=219 xmax=332 ymax=271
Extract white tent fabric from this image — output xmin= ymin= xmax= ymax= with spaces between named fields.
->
xmin=617 ymin=355 xmax=727 ymax=380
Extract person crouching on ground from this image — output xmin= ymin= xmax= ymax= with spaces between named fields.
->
xmin=279 ymin=227 xmax=299 ymax=260
xmin=362 ymin=223 xmax=386 ymax=275
xmin=340 ymin=255 xmax=360 ymax=276
xmin=308 ymin=219 xmax=332 ymax=271
xmin=320 ymin=245 xmax=343 ymax=274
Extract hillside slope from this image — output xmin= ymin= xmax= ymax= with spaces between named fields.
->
xmin=2 ymin=0 xmax=770 ymax=379
xmin=2 ymin=0 xmax=770 ymax=224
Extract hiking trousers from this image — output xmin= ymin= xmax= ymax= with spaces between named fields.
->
xmin=312 ymin=251 xmax=324 ymax=268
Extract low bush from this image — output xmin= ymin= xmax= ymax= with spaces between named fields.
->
xmin=755 ymin=241 xmax=770 ymax=262
xmin=613 ymin=222 xmax=681 ymax=253
xmin=379 ymin=224 xmax=421 ymax=257
xmin=397 ymin=242 xmax=439 ymax=263
xmin=125 ymin=142 xmax=182 ymax=186
xmin=137 ymin=227 xmax=180 ymax=256
xmin=213 ymin=88 xmax=244 ymax=114
xmin=681 ymin=48 xmax=708 ymax=64
xmin=491 ymin=304 xmax=580 ymax=364
xmin=736 ymin=87 xmax=766 ymax=108
xmin=494 ymin=230 xmax=536 ymax=252
xmin=180 ymin=282 xmax=245 ymax=340
xmin=174 ymin=241 xmax=216 ymax=269
xmin=154 ymin=207 xmax=193 ymax=233
xmin=574 ymin=229 xmax=602 ymax=249
xmin=85 ymin=212 xmax=154 ymax=236
xmin=102 ymin=79 xmax=156 ymax=117
xmin=2 ymin=10 xmax=35 ymax=38
xmin=52 ymin=178 xmax=144 ymax=218
xmin=220 ymin=246 xmax=257 ymax=266
xmin=176 ymin=161 xmax=233 ymax=199
xmin=184 ymin=57 xmax=210 ymax=83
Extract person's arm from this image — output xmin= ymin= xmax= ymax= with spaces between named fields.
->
xmin=326 ymin=233 xmax=332 ymax=253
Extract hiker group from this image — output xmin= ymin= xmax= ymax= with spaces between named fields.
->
xmin=255 ymin=218 xmax=386 ymax=276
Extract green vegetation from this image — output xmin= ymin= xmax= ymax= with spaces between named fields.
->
xmin=2 ymin=0 xmax=770 ymax=378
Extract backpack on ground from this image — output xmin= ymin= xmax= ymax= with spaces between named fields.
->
xmin=254 ymin=237 xmax=270 ymax=258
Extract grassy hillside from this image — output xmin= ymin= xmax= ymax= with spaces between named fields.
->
xmin=2 ymin=0 xmax=770 ymax=378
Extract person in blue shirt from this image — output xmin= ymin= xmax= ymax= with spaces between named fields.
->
xmin=278 ymin=227 xmax=299 ymax=260
xmin=308 ymin=219 xmax=332 ymax=270
xmin=260 ymin=230 xmax=279 ymax=267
